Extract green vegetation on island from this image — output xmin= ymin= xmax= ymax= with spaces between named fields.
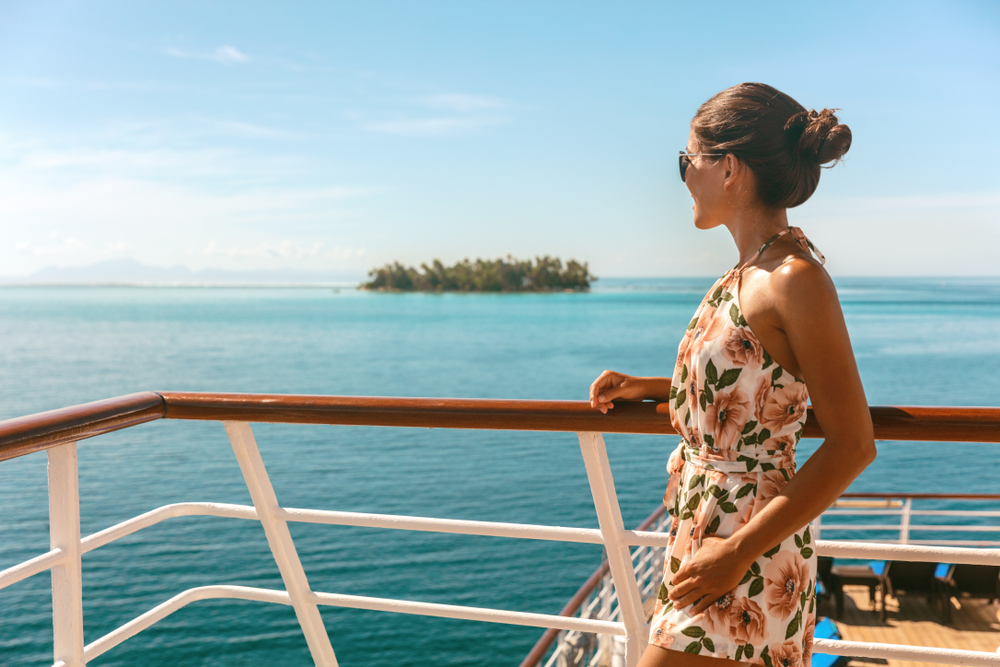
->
xmin=361 ymin=256 xmax=595 ymax=292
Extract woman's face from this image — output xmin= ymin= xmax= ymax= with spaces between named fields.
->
xmin=684 ymin=128 xmax=729 ymax=230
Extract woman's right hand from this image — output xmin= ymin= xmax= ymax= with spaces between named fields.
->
xmin=588 ymin=371 xmax=650 ymax=414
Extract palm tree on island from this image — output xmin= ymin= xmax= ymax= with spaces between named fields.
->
xmin=361 ymin=255 xmax=595 ymax=292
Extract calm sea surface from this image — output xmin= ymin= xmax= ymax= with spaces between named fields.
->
xmin=1 ymin=278 xmax=999 ymax=666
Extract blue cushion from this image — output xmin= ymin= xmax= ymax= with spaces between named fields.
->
xmin=812 ymin=618 xmax=846 ymax=667
xmin=868 ymin=560 xmax=886 ymax=576
xmin=935 ymin=563 xmax=952 ymax=579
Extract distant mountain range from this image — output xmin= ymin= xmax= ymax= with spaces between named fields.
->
xmin=0 ymin=259 xmax=365 ymax=286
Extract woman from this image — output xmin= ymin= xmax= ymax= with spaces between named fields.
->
xmin=589 ymin=83 xmax=876 ymax=667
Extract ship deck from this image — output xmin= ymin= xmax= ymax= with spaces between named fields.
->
xmin=827 ymin=585 xmax=1000 ymax=667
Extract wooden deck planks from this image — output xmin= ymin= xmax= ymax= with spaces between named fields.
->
xmin=818 ymin=585 xmax=1000 ymax=667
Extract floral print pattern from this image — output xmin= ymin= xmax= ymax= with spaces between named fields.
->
xmin=650 ymin=227 xmax=824 ymax=664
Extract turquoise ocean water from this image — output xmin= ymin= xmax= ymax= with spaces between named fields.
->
xmin=1 ymin=278 xmax=999 ymax=666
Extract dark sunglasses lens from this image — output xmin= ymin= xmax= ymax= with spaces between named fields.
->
xmin=679 ymin=153 xmax=688 ymax=182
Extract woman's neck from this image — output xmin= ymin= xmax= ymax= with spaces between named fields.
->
xmin=725 ymin=207 xmax=790 ymax=266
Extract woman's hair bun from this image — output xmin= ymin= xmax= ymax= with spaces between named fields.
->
xmin=785 ymin=108 xmax=852 ymax=166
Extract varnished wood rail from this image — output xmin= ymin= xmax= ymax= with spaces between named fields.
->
xmin=2 ymin=392 xmax=1000 ymax=463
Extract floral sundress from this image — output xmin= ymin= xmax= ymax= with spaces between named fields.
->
xmin=648 ymin=227 xmax=825 ymax=667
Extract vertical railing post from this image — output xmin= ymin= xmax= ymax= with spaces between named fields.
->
xmin=224 ymin=422 xmax=338 ymax=667
xmin=900 ymin=498 xmax=912 ymax=545
xmin=811 ymin=514 xmax=822 ymax=542
xmin=48 ymin=442 xmax=86 ymax=667
xmin=577 ymin=432 xmax=647 ymax=667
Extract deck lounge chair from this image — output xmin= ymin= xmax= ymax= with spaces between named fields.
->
xmin=933 ymin=563 xmax=1000 ymax=623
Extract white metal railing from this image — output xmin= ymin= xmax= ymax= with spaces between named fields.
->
xmin=2 ymin=423 xmax=1000 ymax=667
xmin=813 ymin=496 xmax=1000 ymax=546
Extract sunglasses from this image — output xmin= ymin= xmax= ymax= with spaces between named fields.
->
xmin=678 ymin=150 xmax=724 ymax=182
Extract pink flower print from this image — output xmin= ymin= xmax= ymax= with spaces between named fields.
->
xmin=768 ymin=640 xmax=804 ymax=667
xmin=753 ymin=375 xmax=772 ymax=424
xmin=763 ymin=550 xmax=810 ymax=621
xmin=757 ymin=469 xmax=789 ymax=506
xmin=667 ymin=446 xmax=686 ymax=476
xmin=691 ymin=306 xmax=725 ymax=354
xmin=687 ymin=424 xmax=703 ymax=449
xmin=721 ymin=326 xmax=764 ymax=369
xmin=686 ymin=364 xmax=700 ymax=412
xmin=676 ymin=330 xmax=694 ymax=373
xmin=760 ymin=383 xmax=808 ymax=430
xmin=700 ymin=590 xmax=735 ymax=636
xmin=728 ymin=596 xmax=768 ymax=646
xmin=704 ymin=386 xmax=752 ymax=450
xmin=763 ymin=433 xmax=797 ymax=468
xmin=802 ymin=613 xmax=815 ymax=662
xmin=649 ymin=615 xmax=676 ymax=648
xmin=733 ymin=493 xmax=755 ymax=531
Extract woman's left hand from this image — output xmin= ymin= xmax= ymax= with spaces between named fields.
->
xmin=667 ymin=536 xmax=751 ymax=615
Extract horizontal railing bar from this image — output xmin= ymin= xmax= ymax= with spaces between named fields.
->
xmin=818 ymin=524 xmax=1000 ymax=533
xmin=839 ymin=492 xmax=1000 ymax=499
xmin=81 ymin=502 xmax=258 ymax=554
xmin=84 ymin=585 xmax=292 ymax=661
xmin=277 ymin=507 xmax=606 ymax=545
xmin=309 ymin=591 xmax=625 ymax=636
xmin=0 ymin=392 xmax=164 ymax=462
xmin=823 ymin=509 xmax=1000 ymax=517
xmin=816 ymin=540 xmax=1000 ymax=564
xmin=814 ymin=637 xmax=1000 ymax=667
xmin=0 ymin=548 xmax=64 ymax=592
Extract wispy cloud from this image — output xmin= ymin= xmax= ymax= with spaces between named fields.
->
xmin=360 ymin=91 xmax=513 ymax=137
xmin=196 ymin=240 xmax=365 ymax=261
xmin=13 ymin=232 xmax=132 ymax=258
xmin=362 ymin=116 xmax=509 ymax=136
xmin=163 ymin=45 xmax=249 ymax=64
xmin=417 ymin=93 xmax=505 ymax=112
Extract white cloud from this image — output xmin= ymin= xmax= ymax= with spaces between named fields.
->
xmin=362 ymin=115 xmax=509 ymax=136
xmin=196 ymin=240 xmax=365 ymax=261
xmin=418 ymin=93 xmax=505 ymax=112
xmin=163 ymin=45 xmax=249 ymax=64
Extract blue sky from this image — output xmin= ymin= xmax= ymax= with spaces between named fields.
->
xmin=1 ymin=0 xmax=998 ymax=278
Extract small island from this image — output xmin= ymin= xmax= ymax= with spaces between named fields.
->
xmin=361 ymin=256 xmax=595 ymax=292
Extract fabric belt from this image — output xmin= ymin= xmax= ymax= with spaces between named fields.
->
xmin=673 ymin=441 xmax=792 ymax=474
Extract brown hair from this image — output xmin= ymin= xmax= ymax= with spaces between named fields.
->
xmin=691 ymin=83 xmax=852 ymax=208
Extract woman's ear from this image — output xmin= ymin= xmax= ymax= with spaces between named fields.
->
xmin=722 ymin=153 xmax=742 ymax=191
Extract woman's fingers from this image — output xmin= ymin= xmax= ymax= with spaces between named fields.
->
xmin=691 ymin=593 xmax=717 ymax=615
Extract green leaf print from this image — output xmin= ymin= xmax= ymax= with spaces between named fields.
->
xmin=742 ymin=457 xmax=758 ymax=472
xmin=669 ymin=385 xmax=677 ymax=400
xmin=719 ymin=501 xmax=738 ymax=514
xmin=739 ymin=569 xmax=753 ymax=585
xmin=715 ymin=367 xmax=742 ymax=389
xmin=674 ymin=389 xmax=686 ymax=409
xmin=771 ymin=366 xmax=783 ymax=385
xmin=706 ymin=359 xmax=718 ymax=385
xmin=681 ymin=626 xmax=705 ymax=638
xmin=758 ymin=428 xmax=771 ymax=442
xmin=707 ymin=514 xmax=721 ymax=535
xmin=748 ymin=576 xmax=764 ymax=598
xmin=711 ymin=285 xmax=724 ymax=302
xmin=761 ymin=645 xmax=774 ymax=667
xmin=760 ymin=462 xmax=775 ymax=472
xmin=688 ymin=474 xmax=705 ymax=490
xmin=794 ymin=534 xmax=803 ymax=548
xmin=702 ymin=637 xmax=716 ymax=652
xmin=735 ymin=645 xmax=744 ymax=662
xmin=800 ymin=547 xmax=814 ymax=559
xmin=699 ymin=392 xmax=708 ymax=412
xmin=800 ymin=590 xmax=807 ymax=608
xmin=670 ymin=557 xmax=681 ymax=573
xmin=750 ymin=561 xmax=761 ymax=576
xmin=658 ymin=582 xmax=669 ymax=601
xmin=762 ymin=348 xmax=773 ymax=370
xmin=729 ymin=303 xmax=741 ymax=328
xmin=721 ymin=291 xmax=733 ymax=301
xmin=785 ymin=610 xmax=802 ymax=640
xmin=703 ymin=383 xmax=714 ymax=405
xmin=741 ymin=420 xmax=758 ymax=434
xmin=735 ymin=483 xmax=754 ymax=499
xmin=707 ymin=484 xmax=724 ymax=498
xmin=703 ymin=433 xmax=715 ymax=447
xmin=687 ymin=493 xmax=701 ymax=511
xmin=739 ymin=315 xmax=748 ymax=327
xmin=780 ymin=469 xmax=791 ymax=482
xmin=685 ymin=642 xmax=703 ymax=654
xmin=688 ymin=316 xmax=700 ymax=331
xmin=680 ymin=364 xmax=688 ymax=384
xmin=744 ymin=644 xmax=755 ymax=658
xmin=804 ymin=526 xmax=812 ymax=545
xmin=763 ymin=544 xmax=781 ymax=558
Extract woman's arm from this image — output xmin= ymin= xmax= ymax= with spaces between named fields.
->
xmin=669 ymin=259 xmax=876 ymax=614
xmin=589 ymin=371 xmax=672 ymax=414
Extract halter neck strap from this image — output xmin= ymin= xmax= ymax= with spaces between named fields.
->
xmin=735 ymin=226 xmax=826 ymax=273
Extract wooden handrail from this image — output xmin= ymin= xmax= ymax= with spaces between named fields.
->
xmin=1 ymin=392 xmax=999 ymax=463
xmin=0 ymin=392 xmax=165 ymax=463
